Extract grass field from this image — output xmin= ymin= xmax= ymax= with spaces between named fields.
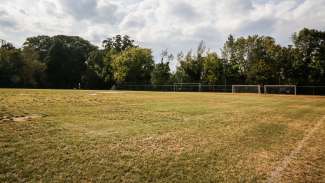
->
xmin=1 ymin=89 xmax=325 ymax=182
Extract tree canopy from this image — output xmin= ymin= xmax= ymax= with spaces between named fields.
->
xmin=1 ymin=28 xmax=325 ymax=89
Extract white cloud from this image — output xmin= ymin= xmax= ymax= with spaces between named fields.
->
xmin=1 ymin=0 xmax=325 ymax=68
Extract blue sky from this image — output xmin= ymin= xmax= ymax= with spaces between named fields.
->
xmin=1 ymin=0 xmax=325 ymax=68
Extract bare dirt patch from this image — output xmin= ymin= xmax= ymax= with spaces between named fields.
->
xmin=97 ymin=91 xmax=126 ymax=94
xmin=19 ymin=93 xmax=31 ymax=96
xmin=89 ymin=91 xmax=127 ymax=96
xmin=288 ymin=105 xmax=308 ymax=109
xmin=0 ymin=114 xmax=44 ymax=123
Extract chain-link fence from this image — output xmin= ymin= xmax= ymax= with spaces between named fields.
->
xmin=115 ymin=84 xmax=233 ymax=92
xmin=115 ymin=83 xmax=325 ymax=96
xmin=296 ymin=86 xmax=325 ymax=95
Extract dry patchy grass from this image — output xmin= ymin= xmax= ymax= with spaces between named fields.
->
xmin=0 ymin=89 xmax=325 ymax=182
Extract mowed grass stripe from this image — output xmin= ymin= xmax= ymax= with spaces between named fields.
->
xmin=267 ymin=116 xmax=325 ymax=183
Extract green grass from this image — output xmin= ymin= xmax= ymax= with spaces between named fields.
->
xmin=1 ymin=89 xmax=325 ymax=182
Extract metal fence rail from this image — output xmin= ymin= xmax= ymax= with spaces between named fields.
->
xmin=115 ymin=84 xmax=325 ymax=96
xmin=115 ymin=84 xmax=233 ymax=92
xmin=296 ymin=86 xmax=325 ymax=95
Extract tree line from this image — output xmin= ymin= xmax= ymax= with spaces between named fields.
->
xmin=1 ymin=28 xmax=325 ymax=89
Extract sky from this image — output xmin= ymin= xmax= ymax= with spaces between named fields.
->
xmin=1 ymin=0 xmax=325 ymax=67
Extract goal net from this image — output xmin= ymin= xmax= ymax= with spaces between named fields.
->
xmin=264 ymin=85 xmax=296 ymax=95
xmin=232 ymin=85 xmax=261 ymax=94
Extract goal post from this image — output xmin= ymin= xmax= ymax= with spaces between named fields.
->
xmin=232 ymin=85 xmax=261 ymax=94
xmin=264 ymin=85 xmax=297 ymax=95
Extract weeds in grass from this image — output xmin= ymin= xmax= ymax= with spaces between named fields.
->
xmin=0 ymin=89 xmax=325 ymax=182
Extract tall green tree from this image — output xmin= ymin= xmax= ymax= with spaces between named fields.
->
xmin=151 ymin=50 xmax=173 ymax=85
xmin=21 ymin=47 xmax=46 ymax=87
xmin=0 ymin=39 xmax=15 ymax=50
xmin=83 ymin=50 xmax=114 ymax=89
xmin=0 ymin=44 xmax=23 ymax=87
xmin=175 ymin=41 xmax=206 ymax=83
xmin=102 ymin=35 xmax=136 ymax=53
xmin=202 ymin=52 xmax=224 ymax=84
xmin=292 ymin=28 xmax=325 ymax=84
xmin=245 ymin=36 xmax=279 ymax=84
xmin=221 ymin=35 xmax=241 ymax=84
xmin=0 ymin=40 xmax=45 ymax=88
xmin=23 ymin=36 xmax=53 ymax=62
xmin=112 ymin=47 xmax=154 ymax=83
xmin=222 ymin=35 xmax=282 ymax=84
xmin=45 ymin=36 xmax=96 ymax=88
xmin=2 ymin=28 xmax=325 ymax=89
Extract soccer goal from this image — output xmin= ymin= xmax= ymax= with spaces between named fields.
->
xmin=264 ymin=85 xmax=297 ymax=95
xmin=232 ymin=85 xmax=261 ymax=94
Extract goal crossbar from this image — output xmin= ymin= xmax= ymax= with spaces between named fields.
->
xmin=232 ymin=85 xmax=261 ymax=94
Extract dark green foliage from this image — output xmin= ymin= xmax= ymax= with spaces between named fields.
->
xmin=0 ymin=47 xmax=24 ymax=87
xmin=0 ymin=40 xmax=46 ymax=88
xmin=292 ymin=28 xmax=325 ymax=84
xmin=151 ymin=62 xmax=171 ymax=85
xmin=82 ymin=50 xmax=113 ymax=89
xmin=102 ymin=35 xmax=137 ymax=53
xmin=151 ymin=50 xmax=173 ymax=85
xmin=221 ymin=35 xmax=280 ymax=84
xmin=0 ymin=39 xmax=15 ymax=50
xmin=174 ymin=41 xmax=225 ymax=85
xmin=202 ymin=53 xmax=224 ymax=84
xmin=175 ymin=41 xmax=206 ymax=83
xmin=21 ymin=47 xmax=46 ymax=87
xmin=112 ymin=47 xmax=154 ymax=83
xmin=1 ymin=28 xmax=325 ymax=89
xmin=23 ymin=35 xmax=53 ymax=62
xmin=44 ymin=35 xmax=96 ymax=88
